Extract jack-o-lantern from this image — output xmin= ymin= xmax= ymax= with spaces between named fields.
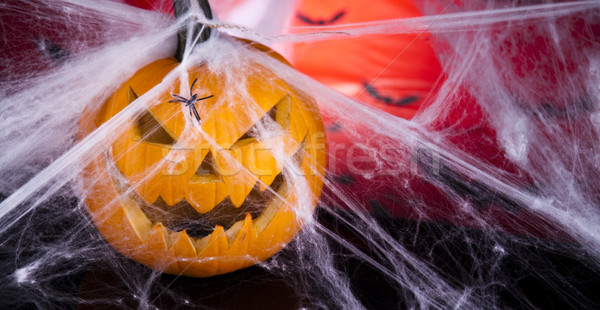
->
xmin=79 ymin=8 xmax=326 ymax=276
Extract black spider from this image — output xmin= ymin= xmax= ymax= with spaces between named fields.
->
xmin=169 ymin=78 xmax=214 ymax=124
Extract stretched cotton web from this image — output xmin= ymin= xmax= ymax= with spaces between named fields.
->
xmin=1 ymin=0 xmax=599 ymax=309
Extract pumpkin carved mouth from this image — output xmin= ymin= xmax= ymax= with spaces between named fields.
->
xmin=103 ymin=135 xmax=306 ymax=243
xmin=139 ymin=173 xmax=284 ymax=238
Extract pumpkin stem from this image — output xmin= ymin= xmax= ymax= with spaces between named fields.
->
xmin=173 ymin=0 xmax=213 ymax=62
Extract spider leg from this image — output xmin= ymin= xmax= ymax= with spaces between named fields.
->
xmin=197 ymin=94 xmax=214 ymax=101
xmin=172 ymin=94 xmax=188 ymax=100
xmin=190 ymin=105 xmax=201 ymax=123
xmin=190 ymin=78 xmax=198 ymax=97
xmin=169 ymin=98 xmax=186 ymax=103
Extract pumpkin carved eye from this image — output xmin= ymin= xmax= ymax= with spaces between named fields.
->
xmin=129 ymin=87 xmax=177 ymax=146
xmin=132 ymin=110 xmax=177 ymax=146
xmin=235 ymin=95 xmax=292 ymax=145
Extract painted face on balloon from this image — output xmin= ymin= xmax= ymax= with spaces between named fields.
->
xmin=290 ymin=0 xmax=442 ymax=119
xmin=80 ymin=44 xmax=327 ymax=278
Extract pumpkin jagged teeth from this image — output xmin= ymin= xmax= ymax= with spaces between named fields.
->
xmin=146 ymin=223 xmax=170 ymax=250
xmin=186 ymin=193 xmax=217 ymax=215
xmin=160 ymin=180 xmax=177 ymax=207
xmin=258 ymin=169 xmax=280 ymax=191
xmin=245 ymin=138 xmax=279 ymax=192
xmin=186 ymin=179 xmax=230 ymax=215
xmin=170 ymin=230 xmax=197 ymax=264
xmin=223 ymin=175 xmax=254 ymax=208
xmin=258 ymin=135 xmax=306 ymax=192
xmin=196 ymin=226 xmax=229 ymax=276
xmin=114 ymin=206 xmax=145 ymax=246
xmin=201 ymin=226 xmax=229 ymax=257
xmin=143 ymin=224 xmax=180 ymax=275
xmin=222 ymin=214 xmax=257 ymax=272
xmin=230 ymin=186 xmax=247 ymax=208
xmin=230 ymin=213 xmax=256 ymax=250
xmin=119 ymin=201 xmax=154 ymax=246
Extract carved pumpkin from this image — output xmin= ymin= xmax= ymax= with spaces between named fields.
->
xmin=79 ymin=40 xmax=327 ymax=277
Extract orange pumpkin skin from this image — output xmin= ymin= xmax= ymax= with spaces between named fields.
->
xmin=80 ymin=42 xmax=327 ymax=277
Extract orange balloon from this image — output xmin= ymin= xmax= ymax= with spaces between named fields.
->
xmin=289 ymin=0 xmax=442 ymax=119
